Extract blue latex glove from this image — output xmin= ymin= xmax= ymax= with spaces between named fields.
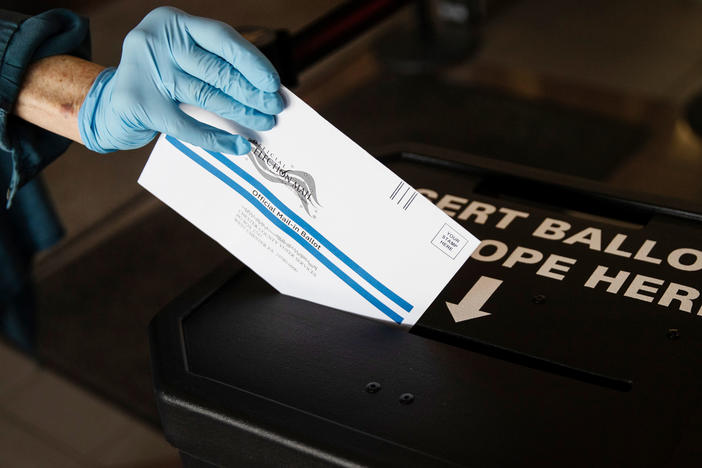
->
xmin=78 ymin=7 xmax=283 ymax=155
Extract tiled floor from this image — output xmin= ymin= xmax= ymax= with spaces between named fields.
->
xmin=0 ymin=340 xmax=179 ymax=468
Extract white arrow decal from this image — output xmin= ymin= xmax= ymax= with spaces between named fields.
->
xmin=446 ymin=276 xmax=503 ymax=322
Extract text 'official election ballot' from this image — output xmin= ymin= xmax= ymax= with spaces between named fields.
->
xmin=138 ymin=87 xmax=479 ymax=326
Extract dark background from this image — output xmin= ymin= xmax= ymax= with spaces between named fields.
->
xmin=3 ymin=1 xmax=702 ymax=466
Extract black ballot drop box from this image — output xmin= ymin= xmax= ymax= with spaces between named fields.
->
xmin=149 ymin=146 xmax=702 ymax=467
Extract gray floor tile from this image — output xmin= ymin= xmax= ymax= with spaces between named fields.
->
xmin=0 ymin=370 xmax=135 ymax=459
xmin=0 ymin=341 xmax=39 ymax=398
xmin=90 ymin=420 xmax=178 ymax=467
xmin=0 ymin=413 xmax=86 ymax=468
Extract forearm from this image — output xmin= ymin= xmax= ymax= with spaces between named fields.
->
xmin=10 ymin=7 xmax=281 ymax=158
xmin=13 ymin=54 xmax=104 ymax=144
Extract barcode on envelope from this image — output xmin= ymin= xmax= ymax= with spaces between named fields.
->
xmin=389 ymin=181 xmax=418 ymax=211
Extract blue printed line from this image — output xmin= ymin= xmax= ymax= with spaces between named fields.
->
xmin=199 ymin=144 xmax=414 ymax=313
xmin=165 ymin=136 xmax=404 ymax=324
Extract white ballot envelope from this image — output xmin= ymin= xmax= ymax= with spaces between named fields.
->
xmin=138 ymin=88 xmax=479 ymax=326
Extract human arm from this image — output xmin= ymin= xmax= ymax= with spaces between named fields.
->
xmin=14 ymin=54 xmax=104 ymax=144
xmin=16 ymin=6 xmax=284 ymax=156
xmin=3 ymin=6 xmax=283 ymax=207
xmin=0 ymin=8 xmax=91 ymax=204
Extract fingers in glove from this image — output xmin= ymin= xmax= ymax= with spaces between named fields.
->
xmin=182 ymin=13 xmax=280 ymax=93
xmin=178 ymin=45 xmax=283 ymax=114
xmin=172 ymin=72 xmax=276 ymax=131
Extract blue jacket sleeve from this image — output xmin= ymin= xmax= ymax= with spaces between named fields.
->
xmin=0 ymin=8 xmax=90 ymax=206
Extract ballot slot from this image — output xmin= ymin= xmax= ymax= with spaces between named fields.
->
xmin=402 ymin=161 xmax=639 ymax=391
xmin=150 ymin=149 xmax=702 ymax=467
xmin=383 ymin=151 xmax=702 ymax=398
xmin=411 ymin=325 xmax=633 ymax=392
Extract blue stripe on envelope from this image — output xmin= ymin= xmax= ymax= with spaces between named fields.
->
xmin=202 ymin=147 xmax=414 ymax=313
xmin=165 ymin=136 xmax=405 ymax=323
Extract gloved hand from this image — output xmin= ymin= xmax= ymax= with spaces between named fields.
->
xmin=78 ymin=6 xmax=283 ymax=155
